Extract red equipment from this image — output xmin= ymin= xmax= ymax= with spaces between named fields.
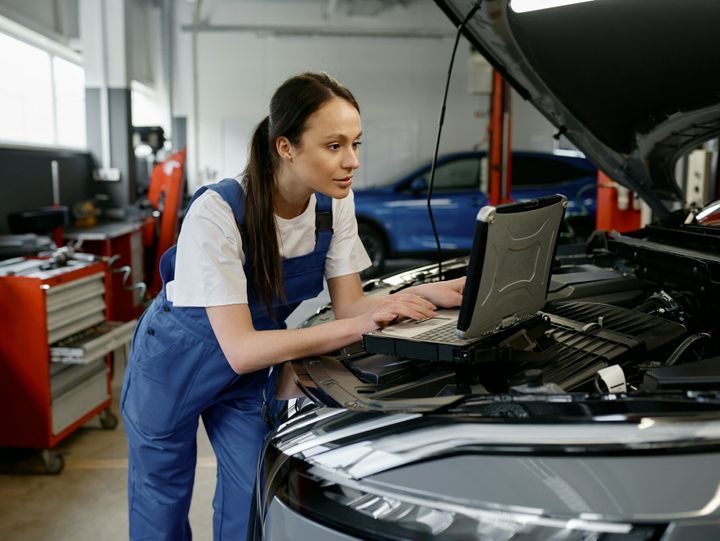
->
xmin=142 ymin=148 xmax=187 ymax=297
xmin=0 ymin=261 xmax=123 ymax=473
xmin=488 ymin=70 xmax=513 ymax=206
xmin=596 ymin=171 xmax=642 ymax=232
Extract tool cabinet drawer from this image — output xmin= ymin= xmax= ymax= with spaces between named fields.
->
xmin=46 ymin=272 xmax=107 ymax=344
xmin=50 ymin=319 xmax=137 ymax=365
xmin=50 ymin=360 xmax=109 ymax=435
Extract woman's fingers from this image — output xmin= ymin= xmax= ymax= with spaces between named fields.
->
xmin=384 ymin=293 xmax=436 ymax=312
xmin=372 ymin=311 xmax=399 ymax=327
xmin=380 ymin=295 xmax=436 ymax=321
xmin=390 ymin=304 xmax=436 ymax=322
xmin=413 ymin=277 xmax=467 ymax=308
xmin=366 ymin=279 xmax=472 ymax=334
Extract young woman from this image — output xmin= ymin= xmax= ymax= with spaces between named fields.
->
xmin=120 ymin=72 xmax=465 ymax=540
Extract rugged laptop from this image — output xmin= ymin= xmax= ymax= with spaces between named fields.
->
xmin=362 ymin=194 xmax=568 ymax=362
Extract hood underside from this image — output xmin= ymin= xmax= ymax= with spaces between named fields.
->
xmin=434 ymin=0 xmax=720 ymax=216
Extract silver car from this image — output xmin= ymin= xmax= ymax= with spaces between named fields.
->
xmin=252 ymin=0 xmax=720 ymax=539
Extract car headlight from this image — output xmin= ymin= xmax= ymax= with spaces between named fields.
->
xmin=270 ymin=459 xmax=660 ymax=540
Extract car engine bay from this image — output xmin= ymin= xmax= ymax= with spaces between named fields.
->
xmin=295 ymin=214 xmax=720 ymax=414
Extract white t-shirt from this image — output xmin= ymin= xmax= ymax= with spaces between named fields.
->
xmin=166 ymin=180 xmax=371 ymax=307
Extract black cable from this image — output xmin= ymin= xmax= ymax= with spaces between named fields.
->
xmin=666 ymin=332 xmax=713 ymax=366
xmin=427 ymin=1 xmax=482 ymax=280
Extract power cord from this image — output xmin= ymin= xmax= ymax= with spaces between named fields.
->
xmin=427 ymin=1 xmax=483 ymax=280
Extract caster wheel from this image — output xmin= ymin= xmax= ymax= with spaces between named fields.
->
xmin=99 ymin=409 xmax=118 ymax=430
xmin=41 ymin=449 xmax=64 ymax=475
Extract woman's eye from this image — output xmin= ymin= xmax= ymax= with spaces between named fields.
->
xmin=328 ymin=143 xmax=341 ymax=151
xmin=352 ymin=141 xmax=363 ymax=149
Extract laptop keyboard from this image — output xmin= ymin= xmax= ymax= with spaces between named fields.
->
xmin=414 ymin=321 xmax=466 ymax=343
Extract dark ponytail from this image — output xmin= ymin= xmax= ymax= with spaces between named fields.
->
xmin=242 ymin=116 xmax=283 ymax=316
xmin=242 ymin=72 xmax=360 ymax=318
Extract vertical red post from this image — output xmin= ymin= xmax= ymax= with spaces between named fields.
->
xmin=488 ymin=71 xmax=513 ymax=206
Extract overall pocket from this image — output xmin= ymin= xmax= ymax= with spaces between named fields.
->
xmin=122 ymin=315 xmax=207 ymax=436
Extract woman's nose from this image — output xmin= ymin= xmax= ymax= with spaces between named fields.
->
xmin=343 ymin=147 xmax=360 ymax=170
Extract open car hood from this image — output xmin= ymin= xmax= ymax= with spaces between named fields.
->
xmin=434 ymin=0 xmax=720 ymax=217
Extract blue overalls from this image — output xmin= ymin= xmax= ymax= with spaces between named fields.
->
xmin=120 ymin=179 xmax=333 ymax=540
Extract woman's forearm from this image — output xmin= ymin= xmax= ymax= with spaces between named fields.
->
xmin=221 ymin=316 xmax=365 ymax=374
xmin=208 ymin=277 xmax=459 ymax=375
xmin=333 ymin=292 xmax=385 ymax=319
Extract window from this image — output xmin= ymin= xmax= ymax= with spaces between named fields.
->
xmin=131 ymin=80 xmax=165 ymax=129
xmin=0 ymin=29 xmax=86 ymax=149
xmin=431 ymin=158 xmax=482 ymax=191
xmin=54 ymin=57 xmax=86 ymax=148
xmin=511 ymin=156 xmax=591 ymax=186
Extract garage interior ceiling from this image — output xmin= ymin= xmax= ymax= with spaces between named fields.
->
xmin=182 ymin=0 xmax=452 ymax=39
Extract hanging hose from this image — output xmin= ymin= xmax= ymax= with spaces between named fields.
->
xmin=666 ymin=333 xmax=714 ymax=366
xmin=106 ymin=254 xmax=147 ymax=301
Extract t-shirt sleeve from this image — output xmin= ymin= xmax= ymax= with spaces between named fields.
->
xmin=167 ymin=191 xmax=249 ymax=307
xmin=324 ymin=189 xmax=372 ymax=279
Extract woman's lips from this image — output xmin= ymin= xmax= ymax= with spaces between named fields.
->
xmin=335 ymin=177 xmax=353 ymax=187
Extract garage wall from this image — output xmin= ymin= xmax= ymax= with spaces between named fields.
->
xmin=192 ymin=33 xmax=487 ymax=190
xmin=0 ymin=0 xmax=561 ymax=209
xmin=174 ymin=0 xmax=558 ymax=192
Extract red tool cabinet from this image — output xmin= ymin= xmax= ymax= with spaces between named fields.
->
xmin=64 ymin=221 xmax=146 ymax=322
xmin=0 ymin=259 xmax=135 ymax=473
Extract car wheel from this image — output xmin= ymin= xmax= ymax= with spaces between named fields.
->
xmin=358 ymin=223 xmax=387 ymax=279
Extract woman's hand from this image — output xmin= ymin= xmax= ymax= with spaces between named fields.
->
xmin=332 ymin=276 xmax=467 ymax=341
xmin=353 ymin=292 xmax=438 ymax=336
xmin=406 ymin=276 xmax=466 ymax=308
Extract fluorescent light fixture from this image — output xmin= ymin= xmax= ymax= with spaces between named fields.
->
xmin=511 ymin=0 xmax=596 ymax=13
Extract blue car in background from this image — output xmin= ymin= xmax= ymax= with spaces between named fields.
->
xmin=354 ymin=150 xmax=597 ymax=277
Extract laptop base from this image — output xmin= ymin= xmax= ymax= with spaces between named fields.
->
xmin=362 ymin=314 xmax=548 ymax=363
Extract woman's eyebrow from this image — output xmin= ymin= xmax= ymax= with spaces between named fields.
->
xmin=322 ymin=132 xmax=363 ymax=141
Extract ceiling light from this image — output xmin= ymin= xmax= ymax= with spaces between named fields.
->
xmin=510 ymin=0 xmax=596 ymax=13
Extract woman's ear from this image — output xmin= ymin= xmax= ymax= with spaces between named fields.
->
xmin=275 ymin=136 xmax=293 ymax=162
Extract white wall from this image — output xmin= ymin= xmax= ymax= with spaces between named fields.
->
xmin=0 ymin=0 xmax=559 ymax=189
xmin=176 ymin=0 xmax=560 ymax=192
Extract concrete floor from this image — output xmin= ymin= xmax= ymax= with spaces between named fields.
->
xmin=0 ymin=362 xmax=219 ymax=541
xmin=0 ymin=259 xmax=427 ymax=541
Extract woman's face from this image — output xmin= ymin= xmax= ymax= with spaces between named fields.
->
xmin=281 ymin=96 xmax=362 ymax=199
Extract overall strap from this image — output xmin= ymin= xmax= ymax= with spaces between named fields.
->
xmin=314 ymin=192 xmax=333 ymax=252
xmin=205 ymin=182 xmax=331 ymax=248
xmin=206 ymin=178 xmax=246 ymax=226
xmin=212 ymin=185 xmax=334 ymax=251
xmin=160 ymin=183 xmax=333 ymax=286
xmin=159 ymin=179 xmax=244 ymax=286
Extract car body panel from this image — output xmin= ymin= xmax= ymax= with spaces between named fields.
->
xmin=269 ymin=407 xmax=720 ymax=520
xmin=368 ymin=453 xmax=720 ymax=519
xmin=255 ymin=241 xmax=720 ymax=539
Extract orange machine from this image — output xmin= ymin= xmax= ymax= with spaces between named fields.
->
xmin=596 ymin=171 xmax=642 ymax=232
xmin=0 ymin=259 xmax=134 ymax=473
xmin=142 ymin=147 xmax=187 ymax=297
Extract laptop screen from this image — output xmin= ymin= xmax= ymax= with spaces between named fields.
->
xmin=457 ymin=194 xmax=567 ymax=339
